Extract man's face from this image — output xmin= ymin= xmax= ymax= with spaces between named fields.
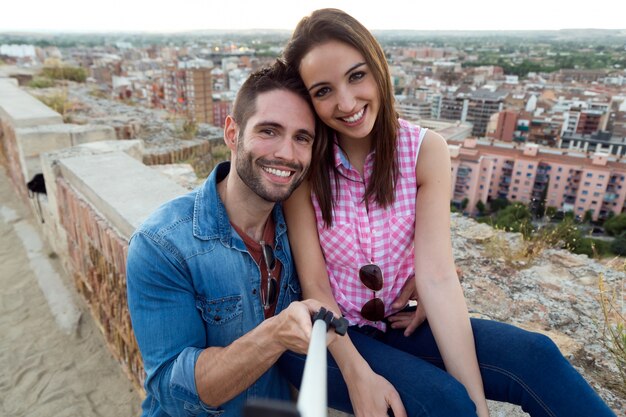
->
xmin=232 ymin=89 xmax=315 ymax=203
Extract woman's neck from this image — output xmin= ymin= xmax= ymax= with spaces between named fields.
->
xmin=337 ymin=134 xmax=373 ymax=177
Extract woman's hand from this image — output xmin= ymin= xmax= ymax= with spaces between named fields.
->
xmin=345 ymin=365 xmax=406 ymax=417
xmin=388 ymin=277 xmax=426 ymax=336
xmin=386 ymin=302 xmax=426 ymax=336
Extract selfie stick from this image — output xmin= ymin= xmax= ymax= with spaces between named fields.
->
xmin=298 ymin=308 xmax=347 ymax=417
xmin=243 ymin=308 xmax=347 ymax=417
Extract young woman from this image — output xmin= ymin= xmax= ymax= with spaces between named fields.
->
xmin=278 ymin=8 xmax=616 ymax=417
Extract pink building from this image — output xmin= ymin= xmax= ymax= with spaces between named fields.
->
xmin=448 ymin=140 xmax=626 ymax=221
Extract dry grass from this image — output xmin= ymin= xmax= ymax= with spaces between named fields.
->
xmin=35 ymin=90 xmax=76 ymax=123
xmin=598 ymin=268 xmax=626 ymax=393
xmin=484 ymin=220 xmax=582 ymax=268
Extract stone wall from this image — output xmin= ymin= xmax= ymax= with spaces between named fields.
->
xmin=0 ymin=78 xmax=190 ymax=396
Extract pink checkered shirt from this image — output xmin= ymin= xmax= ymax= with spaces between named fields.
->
xmin=312 ymin=119 xmax=426 ymax=330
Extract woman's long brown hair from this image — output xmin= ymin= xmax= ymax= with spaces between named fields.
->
xmin=283 ymin=8 xmax=400 ymax=227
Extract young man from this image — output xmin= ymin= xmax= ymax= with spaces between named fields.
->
xmin=126 ymin=61 xmax=329 ymax=417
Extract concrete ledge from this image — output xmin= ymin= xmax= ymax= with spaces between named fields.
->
xmin=0 ymin=79 xmax=63 ymax=127
xmin=40 ymin=139 xmax=145 ymax=258
xmin=57 ymin=151 xmax=187 ymax=239
xmin=16 ymin=124 xmax=117 ymax=159
xmin=14 ymin=124 xmax=117 ymax=184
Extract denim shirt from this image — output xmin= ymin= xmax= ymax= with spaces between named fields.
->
xmin=126 ymin=162 xmax=301 ymax=417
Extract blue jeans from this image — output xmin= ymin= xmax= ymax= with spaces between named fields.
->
xmin=278 ymin=318 xmax=616 ymax=417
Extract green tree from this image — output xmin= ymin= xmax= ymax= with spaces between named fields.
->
xmin=545 ymin=206 xmax=558 ymax=219
xmin=490 ymin=197 xmax=510 ymax=213
xmin=476 ymin=200 xmax=486 ymax=216
xmin=610 ymin=233 xmax=626 ymax=256
xmin=493 ymin=203 xmax=533 ymax=237
xmin=604 ymin=213 xmax=626 ymax=236
xmin=583 ymin=210 xmax=594 ymax=224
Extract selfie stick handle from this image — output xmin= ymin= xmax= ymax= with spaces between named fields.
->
xmin=297 ymin=309 xmax=331 ymax=417
xmin=297 ymin=318 xmax=328 ymax=417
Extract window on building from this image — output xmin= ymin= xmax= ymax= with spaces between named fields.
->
xmin=524 ymin=181 xmax=530 ymax=186
xmin=480 ymin=185 xmax=484 ymax=189
xmin=528 ymin=164 xmax=534 ymax=168
xmin=514 ymin=179 xmax=520 ymax=184
xmin=584 ymin=182 xmax=591 ymax=186
xmin=597 ymin=183 xmax=602 ymax=188
xmin=582 ymin=190 xmax=588 ymax=195
xmin=599 ymin=175 xmax=605 ymax=179
xmin=580 ymin=198 xmax=586 ymax=203
xmin=586 ymin=173 xmax=593 ymax=178
xmin=594 ymin=192 xmax=600 ymax=197
xmin=558 ymin=167 xmax=563 ymax=172
xmin=516 ymin=171 xmax=521 ymax=176
xmin=556 ymin=176 xmax=561 ymax=180
xmin=513 ymin=187 xmax=518 ymax=192
xmin=592 ymin=201 xmax=598 ymax=205
xmin=577 ymin=207 xmax=584 ymax=211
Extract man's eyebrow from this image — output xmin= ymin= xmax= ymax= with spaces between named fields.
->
xmin=254 ymin=121 xmax=283 ymax=129
xmin=255 ymin=122 xmax=314 ymax=138
xmin=307 ymin=62 xmax=367 ymax=92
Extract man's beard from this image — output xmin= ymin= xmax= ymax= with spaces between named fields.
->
xmin=235 ymin=144 xmax=307 ymax=203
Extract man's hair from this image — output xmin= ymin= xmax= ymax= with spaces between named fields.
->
xmin=232 ymin=60 xmax=313 ymax=135
xmin=283 ymin=8 xmax=400 ymax=227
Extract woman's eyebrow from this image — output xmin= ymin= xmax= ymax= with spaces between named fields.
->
xmin=307 ymin=62 xmax=367 ymax=92
xmin=344 ymin=62 xmax=366 ymax=76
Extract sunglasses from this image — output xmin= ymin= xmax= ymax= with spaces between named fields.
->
xmin=260 ymin=241 xmax=278 ymax=310
xmin=359 ymin=264 xmax=385 ymax=321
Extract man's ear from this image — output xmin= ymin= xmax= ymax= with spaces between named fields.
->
xmin=223 ymin=115 xmax=238 ymax=151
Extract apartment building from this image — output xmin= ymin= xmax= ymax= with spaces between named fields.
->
xmin=396 ymin=97 xmax=433 ymax=120
xmin=466 ymin=90 xmax=507 ymax=137
xmin=448 ymin=139 xmax=626 ymax=221
xmin=164 ymin=65 xmax=213 ymax=124
xmin=560 ymin=131 xmax=626 ymax=156
xmin=212 ymin=96 xmax=233 ymax=128
xmin=439 ymin=89 xmax=507 ymax=137
xmin=490 ymin=110 xmax=533 ymax=142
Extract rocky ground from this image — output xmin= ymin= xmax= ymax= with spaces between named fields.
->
xmin=452 ymin=214 xmax=625 ymax=415
xmin=26 ymin=82 xmax=223 ymax=152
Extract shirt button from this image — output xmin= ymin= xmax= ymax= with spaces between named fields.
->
xmin=252 ymin=288 xmax=257 ymax=295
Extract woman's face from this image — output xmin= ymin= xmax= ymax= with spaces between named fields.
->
xmin=299 ymin=40 xmax=380 ymax=144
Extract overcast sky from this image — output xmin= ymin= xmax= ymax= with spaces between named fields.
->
xmin=1 ymin=0 xmax=625 ymax=33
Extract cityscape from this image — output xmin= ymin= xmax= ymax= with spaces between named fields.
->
xmin=3 ymin=30 xmax=626 ymax=222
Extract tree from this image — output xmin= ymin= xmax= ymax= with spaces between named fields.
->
xmin=604 ymin=213 xmax=626 ymax=236
xmin=545 ymin=206 xmax=558 ymax=219
xmin=610 ymin=232 xmax=626 ymax=256
xmin=583 ymin=210 xmax=594 ymax=224
xmin=490 ymin=197 xmax=510 ymax=213
xmin=476 ymin=200 xmax=486 ymax=216
xmin=493 ymin=203 xmax=533 ymax=237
